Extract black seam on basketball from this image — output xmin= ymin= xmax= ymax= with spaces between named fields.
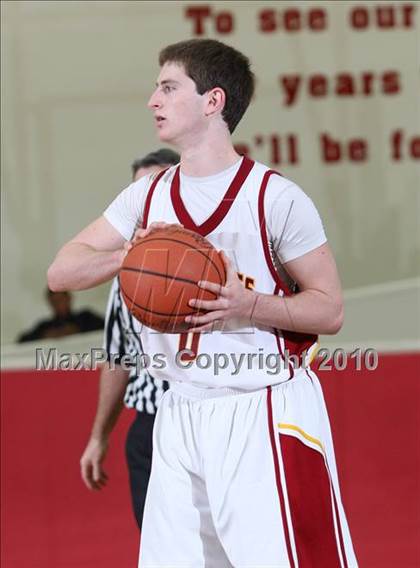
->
xmin=121 ymin=289 xmax=207 ymax=318
xmin=121 ymin=266 xmax=203 ymax=287
xmin=130 ymin=237 xmax=224 ymax=281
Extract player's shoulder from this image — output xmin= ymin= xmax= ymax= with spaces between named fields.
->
xmin=128 ymin=164 xmax=176 ymax=192
xmin=115 ymin=174 xmax=151 ymax=206
xmin=122 ymin=165 xmax=178 ymax=202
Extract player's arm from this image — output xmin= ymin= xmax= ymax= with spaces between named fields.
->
xmin=80 ymin=278 xmax=130 ymax=490
xmin=48 ymin=176 xmax=154 ymax=292
xmin=187 ymin=245 xmax=343 ymax=335
xmin=47 ymin=216 xmax=127 ymax=292
xmin=254 ymin=242 xmax=343 ymax=334
xmin=80 ymin=362 xmax=130 ymax=490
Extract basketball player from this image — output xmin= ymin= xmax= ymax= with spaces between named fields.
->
xmin=80 ymin=149 xmax=178 ymax=530
xmin=48 ymin=40 xmax=357 ymax=567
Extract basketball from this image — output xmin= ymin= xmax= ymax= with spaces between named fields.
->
xmin=119 ymin=226 xmax=226 ymax=333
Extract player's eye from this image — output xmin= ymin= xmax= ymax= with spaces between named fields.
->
xmin=162 ymin=85 xmax=174 ymax=93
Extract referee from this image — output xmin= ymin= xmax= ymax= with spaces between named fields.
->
xmin=80 ymin=148 xmax=179 ymax=529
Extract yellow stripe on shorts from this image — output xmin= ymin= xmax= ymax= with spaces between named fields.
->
xmin=278 ymin=423 xmax=325 ymax=454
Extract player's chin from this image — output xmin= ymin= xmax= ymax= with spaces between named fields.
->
xmin=156 ymin=127 xmax=172 ymax=142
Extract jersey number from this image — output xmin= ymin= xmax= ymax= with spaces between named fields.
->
xmin=178 ymin=331 xmax=201 ymax=362
xmin=178 ymin=272 xmax=256 ymax=360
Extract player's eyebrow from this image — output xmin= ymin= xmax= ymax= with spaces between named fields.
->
xmin=156 ymin=79 xmax=180 ymax=87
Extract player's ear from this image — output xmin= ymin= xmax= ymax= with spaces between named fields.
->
xmin=205 ymin=87 xmax=226 ymax=117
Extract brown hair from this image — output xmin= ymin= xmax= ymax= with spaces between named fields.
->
xmin=159 ymin=39 xmax=255 ymax=133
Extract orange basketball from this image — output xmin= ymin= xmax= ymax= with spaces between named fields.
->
xmin=119 ymin=227 xmax=226 ymax=333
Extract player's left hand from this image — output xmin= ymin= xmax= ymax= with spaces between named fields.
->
xmin=124 ymin=221 xmax=184 ymax=256
xmin=186 ymin=251 xmax=258 ymax=332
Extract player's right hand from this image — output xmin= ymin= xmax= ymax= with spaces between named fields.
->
xmin=128 ymin=221 xmax=184 ymax=249
xmin=80 ymin=437 xmax=109 ymax=491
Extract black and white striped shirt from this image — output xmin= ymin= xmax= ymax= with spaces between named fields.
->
xmin=103 ymin=278 xmax=169 ymax=414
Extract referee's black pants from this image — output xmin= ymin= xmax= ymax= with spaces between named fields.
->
xmin=125 ymin=411 xmax=155 ymax=531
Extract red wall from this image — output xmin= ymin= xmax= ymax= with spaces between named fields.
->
xmin=1 ymin=353 xmax=419 ymax=567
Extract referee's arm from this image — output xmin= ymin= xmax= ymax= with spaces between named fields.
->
xmin=80 ymin=281 xmax=130 ymax=490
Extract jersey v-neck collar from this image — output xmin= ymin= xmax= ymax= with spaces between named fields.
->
xmin=170 ymin=156 xmax=255 ymax=236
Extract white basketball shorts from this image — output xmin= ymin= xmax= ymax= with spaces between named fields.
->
xmin=139 ymin=370 xmax=358 ymax=568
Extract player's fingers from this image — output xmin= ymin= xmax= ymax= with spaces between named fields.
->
xmin=132 ymin=225 xmax=158 ymax=241
xmin=188 ymin=298 xmax=227 ymax=311
xmin=150 ymin=221 xmax=176 ymax=229
xmin=80 ymin=462 xmax=95 ymax=490
xmin=97 ymin=471 xmax=108 ymax=487
xmin=132 ymin=228 xmax=148 ymax=241
xmin=92 ymin=462 xmax=102 ymax=484
xmin=197 ymin=280 xmax=224 ymax=296
xmin=123 ymin=242 xmax=134 ymax=257
xmin=164 ymin=222 xmax=184 ymax=230
xmin=185 ymin=313 xmax=212 ymax=325
xmin=133 ymin=222 xmax=183 ymax=241
xmin=96 ymin=477 xmax=107 ymax=489
xmin=146 ymin=222 xmax=166 ymax=234
xmin=148 ymin=221 xmax=183 ymax=233
xmin=186 ymin=310 xmax=224 ymax=326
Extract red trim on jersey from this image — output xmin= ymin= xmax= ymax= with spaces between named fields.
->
xmin=258 ymin=170 xmax=317 ymax=362
xmin=258 ymin=170 xmax=290 ymax=290
xmin=283 ymin=331 xmax=317 ymax=366
xmin=279 ymin=434 xmax=343 ymax=568
xmin=274 ymin=283 xmax=294 ymax=380
xmin=142 ymin=169 xmax=168 ymax=229
xmin=266 ymin=387 xmax=296 ymax=568
xmin=331 ymin=479 xmax=349 ymax=568
xmin=170 ymin=157 xmax=255 ymax=236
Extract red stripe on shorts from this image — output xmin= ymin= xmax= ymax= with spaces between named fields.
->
xmin=279 ymin=434 xmax=342 ymax=567
xmin=266 ymin=387 xmax=295 ymax=567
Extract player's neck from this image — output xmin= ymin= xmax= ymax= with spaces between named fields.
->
xmin=179 ymin=130 xmax=240 ymax=177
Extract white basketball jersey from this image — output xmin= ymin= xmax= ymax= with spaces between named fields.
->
xmin=131 ymin=157 xmax=317 ymax=390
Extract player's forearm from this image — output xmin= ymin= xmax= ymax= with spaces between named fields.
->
xmin=251 ymin=289 xmax=344 ymax=335
xmin=90 ymin=364 xmax=130 ymax=441
xmin=48 ymin=242 xmax=124 ymax=291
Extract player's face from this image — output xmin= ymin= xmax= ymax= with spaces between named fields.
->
xmin=148 ymin=63 xmax=207 ymax=146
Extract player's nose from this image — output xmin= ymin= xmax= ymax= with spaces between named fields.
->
xmin=147 ymin=90 xmax=162 ymax=110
